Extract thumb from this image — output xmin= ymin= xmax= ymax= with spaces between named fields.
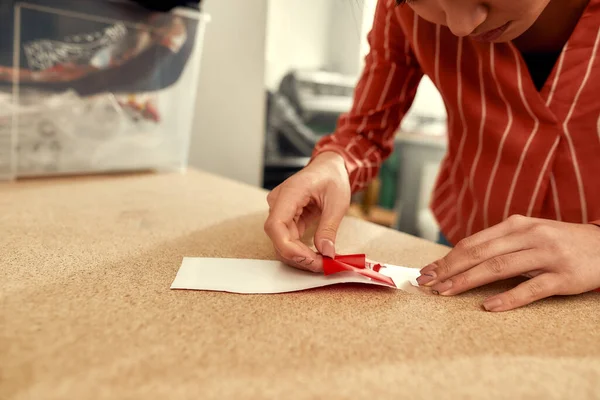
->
xmin=314 ymin=193 xmax=348 ymax=259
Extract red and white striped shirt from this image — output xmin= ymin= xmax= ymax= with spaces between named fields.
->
xmin=313 ymin=0 xmax=600 ymax=244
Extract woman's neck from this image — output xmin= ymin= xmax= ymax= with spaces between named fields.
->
xmin=513 ymin=0 xmax=590 ymax=53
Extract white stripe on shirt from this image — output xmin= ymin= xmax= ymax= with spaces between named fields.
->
xmin=550 ymin=174 xmax=562 ymax=221
xmin=527 ymin=40 xmax=568 ymax=217
xmin=527 ymin=136 xmax=560 ymax=216
xmin=484 ymin=44 xmax=514 ymax=228
xmin=449 ymin=38 xmax=467 ymax=184
xmin=560 ymin=27 xmax=600 ymax=223
xmin=545 ymin=48 xmax=567 ymax=107
xmin=466 ymin=46 xmax=487 ymax=236
xmin=503 ymin=44 xmax=541 ymax=220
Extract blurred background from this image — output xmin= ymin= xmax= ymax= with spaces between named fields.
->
xmin=0 ymin=0 xmax=448 ymax=242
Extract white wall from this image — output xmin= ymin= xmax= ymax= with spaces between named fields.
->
xmin=264 ymin=0 xmax=334 ymax=90
xmin=188 ymin=0 xmax=268 ymax=187
xmin=265 ymin=0 xmax=368 ymax=88
xmin=360 ymin=0 xmax=378 ymax=64
xmin=327 ymin=0 xmax=364 ymax=77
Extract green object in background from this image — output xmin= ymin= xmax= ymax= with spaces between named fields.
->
xmin=306 ymin=123 xmax=334 ymax=135
xmin=378 ymin=152 xmax=398 ymax=210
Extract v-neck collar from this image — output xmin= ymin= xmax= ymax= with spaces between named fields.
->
xmin=499 ymin=0 xmax=600 ymax=120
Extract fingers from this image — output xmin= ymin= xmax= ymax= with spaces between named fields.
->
xmin=267 ymin=220 xmax=321 ymax=272
xmin=264 ymin=188 xmax=321 ymax=272
xmin=482 ymin=273 xmax=562 ymax=312
xmin=417 ymin=228 xmax=536 ymax=287
xmin=265 ymin=154 xmax=351 ymax=272
xmin=412 ymin=215 xmax=599 ymax=311
xmin=266 ymin=186 xmax=280 ymax=210
xmin=429 ymin=249 xmax=550 ymax=296
xmin=313 ymin=190 xmax=349 ymax=259
xmin=297 ymin=204 xmax=320 ymax=238
xmin=275 ymin=251 xmax=323 ymax=273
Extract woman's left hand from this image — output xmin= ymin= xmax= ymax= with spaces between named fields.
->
xmin=416 ymin=215 xmax=600 ymax=312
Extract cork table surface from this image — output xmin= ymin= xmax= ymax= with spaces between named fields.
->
xmin=1 ymin=169 xmax=599 ymax=399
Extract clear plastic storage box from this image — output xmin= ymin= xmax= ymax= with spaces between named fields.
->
xmin=0 ymin=1 xmax=208 ymax=180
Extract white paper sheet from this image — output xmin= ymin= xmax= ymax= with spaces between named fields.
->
xmin=170 ymin=257 xmax=422 ymax=294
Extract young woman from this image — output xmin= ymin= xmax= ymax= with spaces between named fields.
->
xmin=264 ymin=0 xmax=600 ymax=311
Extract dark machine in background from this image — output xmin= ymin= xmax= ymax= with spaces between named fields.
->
xmin=130 ymin=0 xmax=201 ymax=12
xmin=262 ymin=69 xmax=356 ymax=190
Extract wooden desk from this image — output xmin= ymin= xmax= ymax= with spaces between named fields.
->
xmin=2 ymin=169 xmax=599 ymax=399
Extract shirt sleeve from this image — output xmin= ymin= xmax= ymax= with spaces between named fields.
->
xmin=312 ymin=0 xmax=424 ymax=193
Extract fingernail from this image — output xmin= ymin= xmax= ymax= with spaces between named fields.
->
xmin=420 ymin=264 xmax=434 ymax=273
xmin=433 ymin=280 xmax=453 ymax=295
xmin=320 ymin=239 xmax=335 ymax=259
xmin=416 ymin=272 xmax=436 ymax=286
xmin=483 ymin=298 xmax=503 ymax=312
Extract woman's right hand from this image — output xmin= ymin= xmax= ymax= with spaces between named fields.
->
xmin=264 ymin=152 xmax=352 ymax=272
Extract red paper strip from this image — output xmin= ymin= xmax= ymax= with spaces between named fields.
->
xmin=322 ymin=258 xmax=353 ymax=275
xmin=334 ymin=254 xmax=366 ymax=269
xmin=354 ymin=267 xmax=395 ymax=286
xmin=323 ymin=254 xmax=395 ymax=287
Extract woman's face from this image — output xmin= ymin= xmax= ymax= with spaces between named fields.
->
xmin=401 ymin=0 xmax=552 ymax=42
